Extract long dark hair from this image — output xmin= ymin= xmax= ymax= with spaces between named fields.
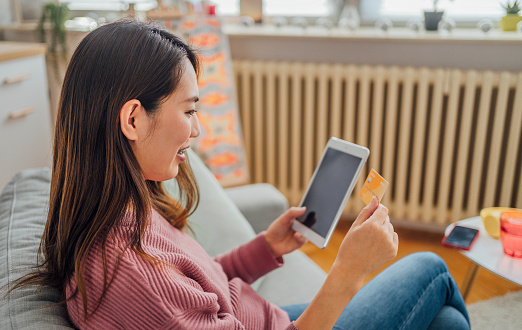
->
xmin=11 ymin=20 xmax=200 ymax=318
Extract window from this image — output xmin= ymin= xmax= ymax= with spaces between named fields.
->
xmin=361 ymin=0 xmax=504 ymax=25
xmin=212 ymin=0 xmax=329 ymax=17
xmin=213 ymin=0 xmax=239 ymax=16
xmin=264 ymin=0 xmax=329 ymax=17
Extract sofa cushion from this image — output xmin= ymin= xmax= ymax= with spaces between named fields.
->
xmin=225 ymin=183 xmax=289 ymax=234
xmin=256 ymin=251 xmax=326 ymax=306
xmin=164 ymin=149 xmax=257 ymax=256
xmin=0 ymin=168 xmax=73 ymax=329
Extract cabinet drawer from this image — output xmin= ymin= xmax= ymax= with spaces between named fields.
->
xmin=0 ymin=54 xmax=52 ymax=190
xmin=0 ymin=56 xmax=48 ymax=118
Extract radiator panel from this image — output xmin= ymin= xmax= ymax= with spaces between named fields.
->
xmin=233 ymin=61 xmax=522 ymax=228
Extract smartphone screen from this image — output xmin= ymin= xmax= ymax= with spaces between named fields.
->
xmin=442 ymin=226 xmax=479 ymax=250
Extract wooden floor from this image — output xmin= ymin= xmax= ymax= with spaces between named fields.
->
xmin=300 ymin=218 xmax=521 ymax=305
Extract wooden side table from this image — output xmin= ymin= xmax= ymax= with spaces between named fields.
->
xmin=445 ymin=217 xmax=522 ymax=300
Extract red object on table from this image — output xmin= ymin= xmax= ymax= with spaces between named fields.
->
xmin=500 ymin=211 xmax=522 ymax=258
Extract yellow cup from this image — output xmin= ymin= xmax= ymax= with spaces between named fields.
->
xmin=480 ymin=207 xmax=520 ymax=239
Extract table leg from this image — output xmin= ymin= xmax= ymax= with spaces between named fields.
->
xmin=461 ymin=262 xmax=479 ymax=301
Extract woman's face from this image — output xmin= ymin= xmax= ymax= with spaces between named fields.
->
xmin=132 ymin=60 xmax=200 ymax=181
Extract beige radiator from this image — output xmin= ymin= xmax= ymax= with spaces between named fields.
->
xmin=233 ymin=60 xmax=522 ymax=228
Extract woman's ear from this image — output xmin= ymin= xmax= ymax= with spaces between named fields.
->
xmin=120 ymin=99 xmax=143 ymax=141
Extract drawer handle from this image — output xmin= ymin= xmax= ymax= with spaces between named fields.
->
xmin=3 ymin=73 xmax=31 ymax=85
xmin=8 ymin=106 xmax=35 ymax=119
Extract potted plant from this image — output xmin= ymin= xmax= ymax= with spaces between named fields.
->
xmin=37 ymin=2 xmax=69 ymax=80
xmin=424 ymin=0 xmax=454 ymax=31
xmin=500 ymin=0 xmax=522 ymax=31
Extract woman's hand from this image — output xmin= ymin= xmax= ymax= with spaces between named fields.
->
xmin=332 ymin=196 xmax=399 ymax=279
xmin=264 ymin=207 xmax=308 ymax=258
xmin=294 ymin=197 xmax=398 ymax=330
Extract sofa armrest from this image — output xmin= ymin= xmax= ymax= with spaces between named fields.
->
xmin=224 ymin=183 xmax=289 ymax=234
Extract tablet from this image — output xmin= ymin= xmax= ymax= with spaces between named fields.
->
xmin=291 ymin=137 xmax=369 ymax=249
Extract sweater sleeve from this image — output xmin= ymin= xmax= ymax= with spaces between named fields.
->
xmin=214 ymin=232 xmax=284 ymax=284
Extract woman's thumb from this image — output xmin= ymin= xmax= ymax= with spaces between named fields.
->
xmin=280 ymin=206 xmax=306 ymax=225
xmin=354 ymin=197 xmax=379 ymax=225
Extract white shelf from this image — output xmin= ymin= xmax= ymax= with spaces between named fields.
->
xmin=224 ymin=25 xmax=522 ymax=44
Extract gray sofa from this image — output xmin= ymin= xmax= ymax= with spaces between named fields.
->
xmin=0 ymin=149 xmax=326 ymax=329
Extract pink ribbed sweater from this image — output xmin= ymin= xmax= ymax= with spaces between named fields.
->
xmin=66 ymin=209 xmax=298 ymax=329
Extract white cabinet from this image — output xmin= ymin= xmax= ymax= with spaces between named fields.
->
xmin=0 ymin=43 xmax=53 ymax=191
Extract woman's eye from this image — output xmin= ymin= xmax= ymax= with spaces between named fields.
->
xmin=186 ymin=109 xmax=197 ymax=116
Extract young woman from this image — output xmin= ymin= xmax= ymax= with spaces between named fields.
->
xmin=16 ymin=20 xmax=470 ymax=329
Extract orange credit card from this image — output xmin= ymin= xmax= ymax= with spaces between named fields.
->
xmin=359 ymin=169 xmax=389 ymax=205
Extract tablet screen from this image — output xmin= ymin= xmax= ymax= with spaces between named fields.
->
xmin=297 ymin=148 xmax=362 ymax=237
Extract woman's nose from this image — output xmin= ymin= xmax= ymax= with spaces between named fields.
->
xmin=191 ymin=113 xmax=200 ymax=138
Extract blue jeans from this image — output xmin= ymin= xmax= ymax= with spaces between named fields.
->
xmin=281 ymin=252 xmax=470 ymax=330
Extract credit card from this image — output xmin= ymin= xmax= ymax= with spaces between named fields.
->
xmin=359 ymin=168 xmax=389 ymax=205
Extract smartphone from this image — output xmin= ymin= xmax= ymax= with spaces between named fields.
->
xmin=441 ymin=225 xmax=479 ymax=250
